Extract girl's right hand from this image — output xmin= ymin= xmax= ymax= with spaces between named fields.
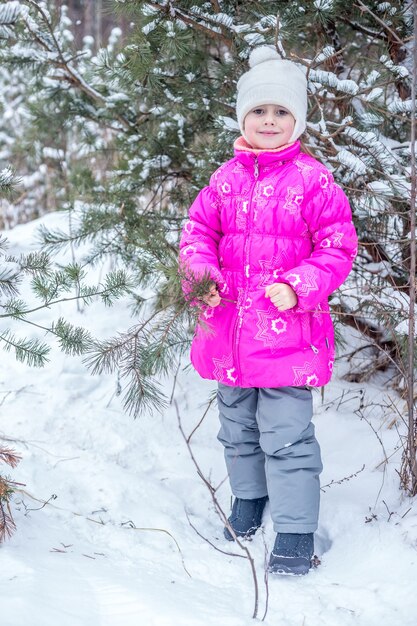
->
xmin=202 ymin=282 xmax=221 ymax=307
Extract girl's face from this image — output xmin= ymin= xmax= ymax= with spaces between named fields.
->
xmin=243 ymin=104 xmax=296 ymax=149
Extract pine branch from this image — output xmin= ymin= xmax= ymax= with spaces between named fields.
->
xmin=0 ymin=1 xmax=21 ymax=26
xmin=0 ymin=266 xmax=21 ymax=298
xmin=83 ymin=295 xmax=192 ymax=417
xmin=0 ymin=297 xmax=27 ymax=318
xmin=19 ymin=251 xmax=52 ymax=275
xmin=0 ymin=236 xmax=8 ymax=254
xmin=51 ymin=318 xmax=94 ymax=356
xmin=0 ymin=270 xmax=133 ymax=319
xmin=122 ymin=371 xmax=167 ymax=418
xmin=143 ymin=0 xmax=233 ymax=47
xmin=355 ymin=1 xmax=405 ymax=45
xmin=0 ymin=330 xmax=50 ymax=367
xmin=0 ymin=166 xmax=18 ymax=196
xmin=338 ymin=16 xmax=387 ymax=40
xmin=21 ymin=0 xmax=134 ymax=130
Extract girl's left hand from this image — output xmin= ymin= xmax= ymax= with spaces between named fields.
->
xmin=265 ymin=283 xmax=298 ymax=311
xmin=202 ymin=282 xmax=222 ymax=307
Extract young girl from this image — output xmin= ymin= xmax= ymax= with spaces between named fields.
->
xmin=179 ymin=46 xmax=357 ymax=576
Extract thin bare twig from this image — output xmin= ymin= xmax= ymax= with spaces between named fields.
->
xmin=355 ymin=1 xmax=405 ymax=45
xmin=404 ymin=0 xmax=417 ymax=494
xmin=174 ymin=399 xmax=260 ymax=620
xmin=261 ymin=530 xmax=270 ymax=622
xmin=185 ymin=510 xmax=246 ymax=559
xmin=169 ymin=359 xmax=182 ymax=405
xmin=320 ymin=464 xmax=366 ymax=492
xmin=186 ymin=396 xmax=215 ymax=443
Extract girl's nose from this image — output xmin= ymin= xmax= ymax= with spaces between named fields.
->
xmin=264 ymin=114 xmax=276 ymax=125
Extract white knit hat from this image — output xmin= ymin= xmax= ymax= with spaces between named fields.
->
xmin=236 ymin=46 xmax=308 ymax=144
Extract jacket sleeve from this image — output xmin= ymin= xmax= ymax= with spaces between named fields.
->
xmin=179 ymin=183 xmax=226 ymax=302
xmin=281 ymin=167 xmax=357 ymax=311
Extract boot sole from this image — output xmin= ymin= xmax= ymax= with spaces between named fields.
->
xmin=223 ymin=525 xmax=260 ymax=541
xmin=268 ymin=563 xmax=310 ymax=576
xmin=268 ymin=556 xmax=311 ymax=576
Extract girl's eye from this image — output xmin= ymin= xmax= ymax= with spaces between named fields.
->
xmin=276 ymin=109 xmax=288 ymax=116
xmin=253 ymin=108 xmax=264 ymax=115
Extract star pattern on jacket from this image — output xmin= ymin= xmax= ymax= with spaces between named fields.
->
xmin=292 ymin=354 xmax=321 ymax=386
xmin=202 ymin=306 xmax=215 ymax=320
xmin=180 ymin=244 xmax=197 ymax=257
xmin=213 ymin=353 xmax=237 ymax=384
xmin=283 ymin=185 xmax=304 ymax=214
xmin=294 ymin=157 xmax=314 ymax=178
xmin=258 ymin=255 xmax=289 ymax=287
xmin=297 ymin=271 xmax=319 ymax=297
xmin=261 ymin=184 xmax=275 ymax=197
xmin=236 ymin=198 xmax=249 ymax=230
xmin=183 ymin=219 xmax=195 ymax=235
xmin=286 ymin=270 xmax=319 ymax=297
xmin=319 ymin=171 xmax=331 ymax=192
xmin=254 ymin=307 xmax=292 ymax=348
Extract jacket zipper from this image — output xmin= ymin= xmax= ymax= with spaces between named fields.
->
xmin=232 ymin=156 xmax=259 ymax=386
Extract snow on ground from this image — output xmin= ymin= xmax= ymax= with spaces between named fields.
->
xmin=1 ymin=214 xmax=417 ymax=626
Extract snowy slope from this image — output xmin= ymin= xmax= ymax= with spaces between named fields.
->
xmin=1 ymin=214 xmax=417 ymax=626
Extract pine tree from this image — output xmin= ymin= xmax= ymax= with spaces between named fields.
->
xmin=1 ymin=1 xmax=416 ymax=420
xmin=0 ymin=2 xmax=134 ymax=361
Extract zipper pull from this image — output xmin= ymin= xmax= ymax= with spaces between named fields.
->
xmin=310 ymin=344 xmax=319 ymax=354
xmin=254 ymin=157 xmax=259 ymax=179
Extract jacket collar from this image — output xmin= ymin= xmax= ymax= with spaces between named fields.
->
xmin=233 ymin=136 xmax=301 ymax=169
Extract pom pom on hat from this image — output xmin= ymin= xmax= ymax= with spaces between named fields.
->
xmin=248 ymin=45 xmax=281 ymax=68
xmin=236 ymin=45 xmax=308 ymax=144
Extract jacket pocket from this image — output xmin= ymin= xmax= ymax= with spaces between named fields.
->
xmin=299 ymin=311 xmax=312 ymax=348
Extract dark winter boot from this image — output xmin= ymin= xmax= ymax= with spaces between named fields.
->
xmin=224 ymin=496 xmax=268 ymax=541
xmin=268 ymin=532 xmax=314 ymax=576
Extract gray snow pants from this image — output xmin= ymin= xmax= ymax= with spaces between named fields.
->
xmin=217 ymin=384 xmax=323 ymax=533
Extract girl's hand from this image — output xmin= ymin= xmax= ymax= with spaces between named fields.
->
xmin=265 ymin=283 xmax=298 ymax=311
xmin=202 ymin=282 xmax=221 ymax=307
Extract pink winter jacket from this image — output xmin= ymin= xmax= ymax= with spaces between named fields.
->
xmin=180 ymin=139 xmax=357 ymax=388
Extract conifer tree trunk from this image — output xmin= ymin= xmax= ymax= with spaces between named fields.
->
xmin=84 ymin=0 xmax=93 ymax=42
xmin=95 ymin=0 xmax=102 ymax=49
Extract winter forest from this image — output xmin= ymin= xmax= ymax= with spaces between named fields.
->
xmin=1 ymin=1 xmax=417 ymax=624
